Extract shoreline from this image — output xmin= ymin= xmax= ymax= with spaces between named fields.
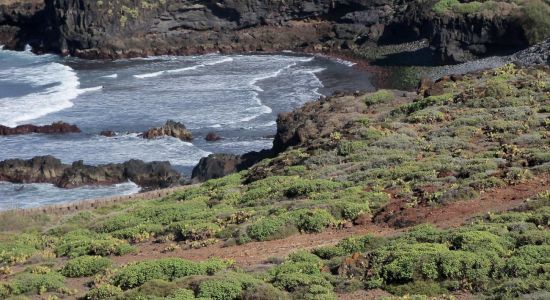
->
xmin=0 ymin=183 xmax=199 ymax=216
xmin=0 ymin=48 xmax=522 ymax=211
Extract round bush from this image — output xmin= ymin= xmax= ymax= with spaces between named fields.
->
xmin=61 ymin=255 xmax=112 ymax=277
xmin=86 ymin=284 xmax=123 ymax=300
xmin=198 ymin=278 xmax=243 ymax=300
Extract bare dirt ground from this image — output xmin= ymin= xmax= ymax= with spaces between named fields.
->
xmin=375 ymin=175 xmax=550 ymax=228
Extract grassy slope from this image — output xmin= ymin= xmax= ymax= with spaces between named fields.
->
xmin=0 ymin=63 xmax=549 ymax=299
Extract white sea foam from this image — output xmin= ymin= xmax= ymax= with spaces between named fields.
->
xmin=102 ymin=73 xmax=118 ymax=78
xmin=134 ymin=70 xmax=165 ymax=79
xmin=135 ymin=57 xmax=234 ymax=78
xmin=205 ymin=57 xmax=234 ymax=65
xmin=334 ymin=58 xmax=356 ymax=67
xmin=80 ymin=86 xmax=103 ymax=93
xmin=166 ymin=65 xmax=202 ymax=73
xmin=0 ymin=59 xmax=95 ymax=127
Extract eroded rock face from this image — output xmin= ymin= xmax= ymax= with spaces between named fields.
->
xmin=142 ymin=120 xmax=193 ymax=141
xmin=0 ymin=156 xmax=181 ymax=190
xmin=1 ymin=0 xmax=533 ymax=63
xmin=0 ymin=122 xmax=80 ymax=136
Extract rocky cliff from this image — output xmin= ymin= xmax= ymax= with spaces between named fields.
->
xmin=0 ymin=0 xmax=537 ymax=63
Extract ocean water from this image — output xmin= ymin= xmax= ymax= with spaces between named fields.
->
xmin=0 ymin=48 xmax=373 ymax=209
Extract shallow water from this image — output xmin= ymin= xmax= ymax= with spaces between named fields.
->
xmin=0 ymin=49 xmax=373 ymax=209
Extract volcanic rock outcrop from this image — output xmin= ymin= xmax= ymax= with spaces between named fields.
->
xmin=0 ymin=0 xmax=539 ymax=63
xmin=142 ymin=120 xmax=193 ymax=141
xmin=0 ymin=122 xmax=80 ymax=136
xmin=191 ymin=149 xmax=273 ymax=182
xmin=0 ymin=156 xmax=181 ymax=190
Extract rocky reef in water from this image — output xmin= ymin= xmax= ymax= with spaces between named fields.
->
xmin=141 ymin=120 xmax=193 ymax=142
xmin=0 ymin=0 xmax=545 ymax=63
xmin=0 ymin=121 xmax=80 ymax=136
xmin=0 ymin=156 xmax=181 ymax=190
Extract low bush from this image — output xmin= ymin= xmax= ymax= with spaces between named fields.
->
xmin=197 ymin=277 xmax=244 ymax=300
xmin=61 ymin=255 xmax=112 ymax=277
xmin=111 ymin=258 xmax=231 ymax=289
xmin=55 ymin=230 xmax=134 ymax=258
xmin=86 ymin=284 xmax=123 ymax=300
xmin=295 ymin=209 xmax=335 ymax=233
xmin=247 ymin=216 xmax=298 ymax=241
xmin=8 ymin=271 xmax=65 ymax=295
xmin=364 ymin=90 xmax=394 ymax=106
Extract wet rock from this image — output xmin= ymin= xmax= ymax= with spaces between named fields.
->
xmin=0 ymin=156 xmax=66 ymax=184
xmin=99 ymin=130 xmax=116 ymax=137
xmin=191 ymin=149 xmax=273 ymax=182
xmin=0 ymin=122 xmax=81 ymax=136
xmin=205 ymin=132 xmax=222 ymax=142
xmin=142 ymin=120 xmax=193 ymax=141
xmin=0 ymin=155 xmax=181 ymax=190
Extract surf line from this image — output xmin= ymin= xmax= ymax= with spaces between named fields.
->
xmin=133 ymin=57 xmax=234 ymax=79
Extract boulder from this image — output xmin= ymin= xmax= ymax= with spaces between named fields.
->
xmin=99 ymin=130 xmax=116 ymax=137
xmin=0 ymin=122 xmax=80 ymax=136
xmin=0 ymin=155 xmax=66 ymax=184
xmin=205 ymin=132 xmax=222 ymax=142
xmin=191 ymin=149 xmax=273 ymax=182
xmin=142 ymin=120 xmax=193 ymax=141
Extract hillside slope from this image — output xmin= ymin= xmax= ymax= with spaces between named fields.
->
xmin=0 ymin=63 xmax=549 ymax=299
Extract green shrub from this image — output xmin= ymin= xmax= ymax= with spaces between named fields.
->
xmin=55 ymin=230 xmax=134 ymax=258
xmin=197 ymin=272 xmax=263 ymax=300
xmin=111 ymin=258 xmax=231 ymax=289
xmin=247 ymin=216 xmax=297 ymax=241
xmin=433 ymin=0 xmax=460 ymax=14
xmin=284 ymin=179 xmax=341 ymax=198
xmin=120 ymin=279 xmax=179 ymax=299
xmin=241 ymin=283 xmax=290 ymax=300
xmin=61 ymin=255 xmax=112 ymax=277
xmin=111 ymin=223 xmax=164 ymax=242
xmin=312 ymin=246 xmax=346 ymax=259
xmin=364 ymin=90 xmax=394 ymax=106
xmin=9 ymin=272 xmax=65 ymax=295
xmin=521 ymin=0 xmax=550 ymax=44
xmin=197 ymin=278 xmax=244 ymax=300
xmin=167 ymin=288 xmax=196 ymax=300
xmin=407 ymin=107 xmax=447 ymax=123
xmin=295 ymin=209 xmax=335 ymax=233
xmin=340 ymin=202 xmax=371 ymax=220
xmin=0 ymin=283 xmax=9 ymax=298
xmin=169 ymin=222 xmax=221 ymax=241
xmin=86 ymin=284 xmax=123 ymax=300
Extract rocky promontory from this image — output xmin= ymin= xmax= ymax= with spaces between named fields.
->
xmin=0 ymin=156 xmax=181 ymax=190
xmin=0 ymin=122 xmax=80 ymax=136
